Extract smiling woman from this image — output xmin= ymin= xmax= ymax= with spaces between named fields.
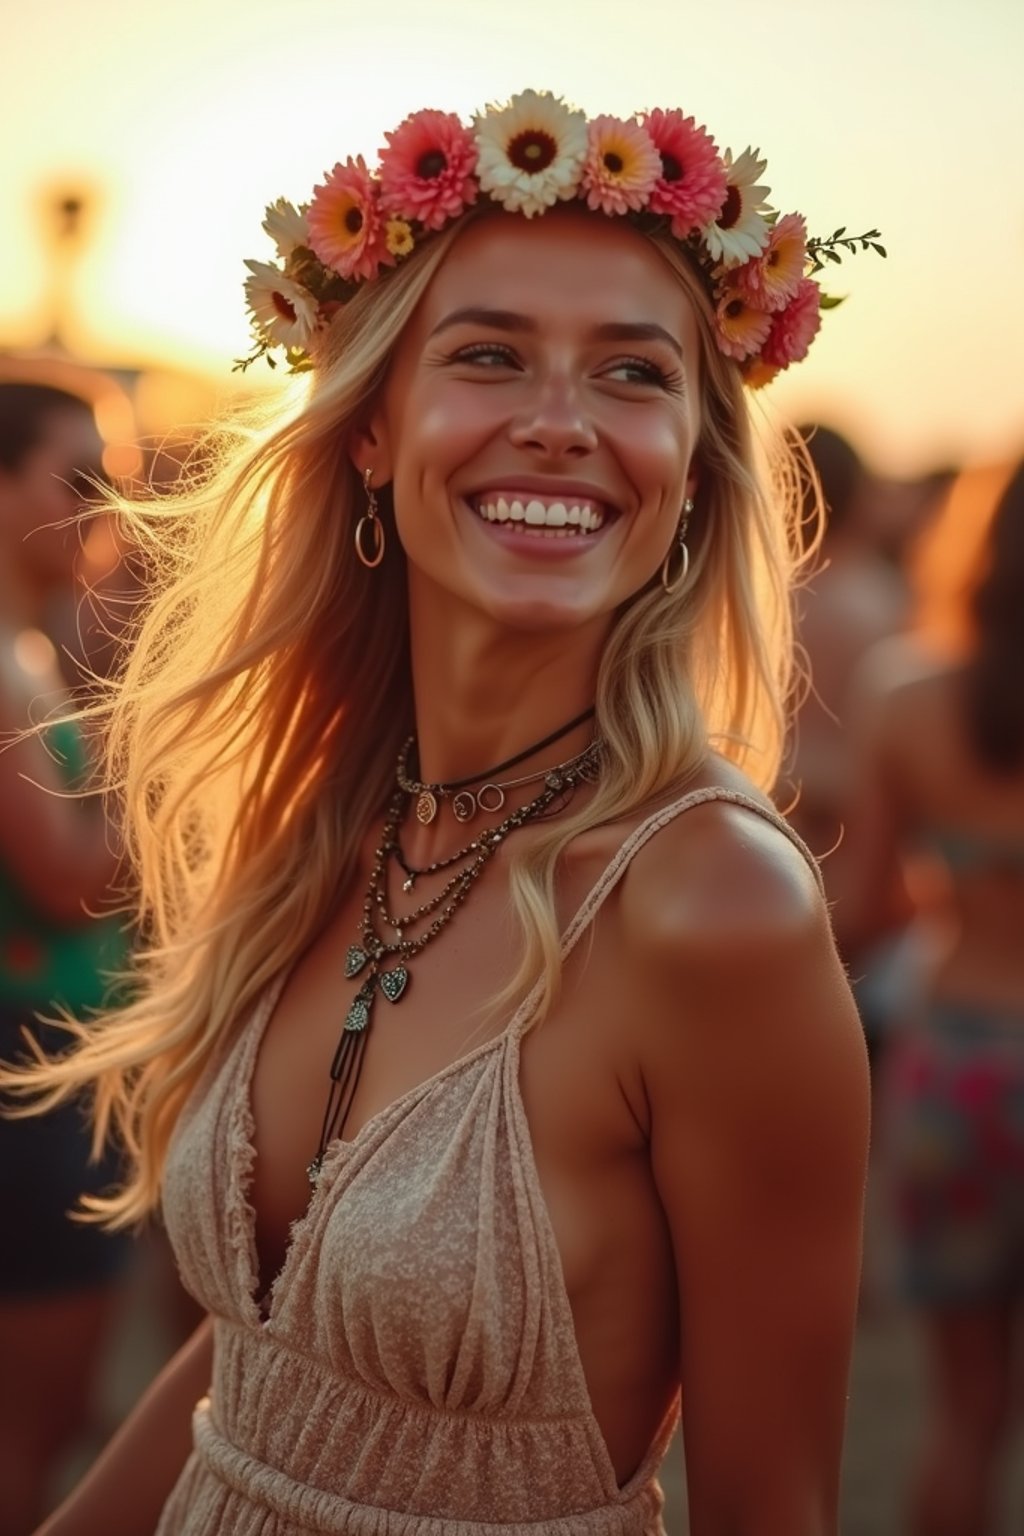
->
xmin=3 ymin=92 xmax=870 ymax=1536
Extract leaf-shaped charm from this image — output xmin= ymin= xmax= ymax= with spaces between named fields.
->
xmin=344 ymin=946 xmax=369 ymax=979
xmin=378 ymin=965 xmax=409 ymax=1004
xmin=345 ymin=995 xmax=371 ymax=1032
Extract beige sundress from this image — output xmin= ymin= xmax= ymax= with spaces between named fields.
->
xmin=158 ymin=788 xmax=821 ymax=1534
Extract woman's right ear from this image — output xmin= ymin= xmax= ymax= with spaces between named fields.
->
xmin=348 ymin=412 xmax=393 ymax=488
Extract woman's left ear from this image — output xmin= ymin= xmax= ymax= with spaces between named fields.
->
xmin=348 ymin=413 xmax=394 ymax=487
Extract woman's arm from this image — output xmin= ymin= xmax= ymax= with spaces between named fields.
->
xmin=35 ymin=1315 xmax=213 ymax=1536
xmin=627 ymin=802 xmax=870 ymax=1536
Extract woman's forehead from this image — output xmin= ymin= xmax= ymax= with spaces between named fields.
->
xmin=418 ymin=208 xmax=700 ymax=340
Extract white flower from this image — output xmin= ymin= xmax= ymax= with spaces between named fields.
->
xmin=473 ymin=89 xmax=587 ymax=218
xmin=243 ymin=259 xmax=319 ymax=349
xmin=701 ymin=147 xmax=773 ymax=268
xmin=262 ymin=197 xmax=310 ymax=260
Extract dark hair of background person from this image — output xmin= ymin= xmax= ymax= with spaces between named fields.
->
xmin=964 ymin=459 xmax=1024 ymax=774
xmin=795 ymin=423 xmax=864 ymax=544
xmin=0 ymin=381 xmax=93 ymax=472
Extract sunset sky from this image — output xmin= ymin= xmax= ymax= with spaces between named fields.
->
xmin=2 ymin=0 xmax=1021 ymax=474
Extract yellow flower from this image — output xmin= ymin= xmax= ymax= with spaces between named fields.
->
xmin=385 ymin=218 xmax=415 ymax=257
xmin=715 ymin=288 xmax=773 ymax=362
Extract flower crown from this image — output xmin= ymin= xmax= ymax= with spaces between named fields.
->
xmin=239 ymin=89 xmax=884 ymax=388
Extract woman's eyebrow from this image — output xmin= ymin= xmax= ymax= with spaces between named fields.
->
xmin=592 ymin=321 xmax=683 ymax=360
xmin=429 ymin=307 xmax=533 ymax=338
xmin=430 ymin=308 xmax=683 ymax=359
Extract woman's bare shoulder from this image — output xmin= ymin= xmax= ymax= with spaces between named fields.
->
xmin=620 ymin=756 xmax=824 ymax=962
xmin=615 ymin=757 xmax=867 ymax=1193
xmin=613 ymin=754 xmax=861 ymax=1100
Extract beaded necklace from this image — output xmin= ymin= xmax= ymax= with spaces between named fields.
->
xmin=306 ymin=738 xmax=601 ymax=1187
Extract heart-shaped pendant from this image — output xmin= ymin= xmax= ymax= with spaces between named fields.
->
xmin=378 ymin=965 xmax=409 ymax=1004
xmin=345 ymin=996 xmax=371 ymax=1032
xmin=344 ymin=946 xmax=369 ymax=979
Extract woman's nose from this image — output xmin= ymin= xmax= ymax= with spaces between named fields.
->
xmin=507 ymin=376 xmax=599 ymax=458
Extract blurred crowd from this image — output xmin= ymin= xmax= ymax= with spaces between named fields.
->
xmin=1 ymin=355 xmax=1022 ymax=1536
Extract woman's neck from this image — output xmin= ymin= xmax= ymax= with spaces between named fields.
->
xmin=400 ymin=594 xmax=607 ymax=867
xmin=408 ymin=616 xmax=604 ymax=786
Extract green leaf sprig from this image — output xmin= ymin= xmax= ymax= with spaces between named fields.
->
xmin=806 ymin=227 xmax=887 ymax=274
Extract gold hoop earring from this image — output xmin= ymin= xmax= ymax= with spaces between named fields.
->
xmin=661 ymin=497 xmax=694 ymax=595
xmin=354 ymin=468 xmax=386 ymax=569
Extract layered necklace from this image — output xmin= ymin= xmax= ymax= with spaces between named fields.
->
xmin=307 ymin=713 xmax=601 ymax=1187
xmin=397 ymin=705 xmax=595 ymax=825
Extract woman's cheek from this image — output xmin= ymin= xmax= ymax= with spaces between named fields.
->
xmin=408 ymin=380 xmax=507 ymax=463
xmin=613 ymin=417 xmax=692 ymax=502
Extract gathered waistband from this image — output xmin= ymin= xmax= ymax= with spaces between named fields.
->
xmin=192 ymin=1400 xmax=664 ymax=1536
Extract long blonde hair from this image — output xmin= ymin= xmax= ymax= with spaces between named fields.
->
xmin=1 ymin=212 xmax=808 ymax=1227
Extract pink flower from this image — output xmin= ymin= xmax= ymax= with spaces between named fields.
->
xmin=379 ymin=109 xmax=479 ymax=231
xmin=643 ymin=108 xmax=728 ymax=238
xmin=733 ymin=212 xmax=808 ymax=313
xmin=306 ymin=156 xmax=394 ymax=282
xmin=581 ymin=115 xmax=660 ymax=215
xmin=714 ymin=285 xmax=773 ymax=362
xmin=759 ymin=277 xmax=822 ymax=370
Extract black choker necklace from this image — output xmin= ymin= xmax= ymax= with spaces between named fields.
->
xmin=397 ymin=705 xmax=595 ymax=825
xmin=306 ymin=736 xmax=601 ymax=1187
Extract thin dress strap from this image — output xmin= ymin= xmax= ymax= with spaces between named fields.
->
xmin=550 ymin=785 xmax=824 ymax=985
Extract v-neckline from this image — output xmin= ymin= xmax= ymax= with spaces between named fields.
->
xmin=216 ymin=786 xmax=744 ymax=1498
xmin=231 ymin=971 xmax=673 ymax=1505
xmin=236 ymin=964 xmax=549 ymax=1326
xmin=231 ymin=785 xmax=731 ymax=1326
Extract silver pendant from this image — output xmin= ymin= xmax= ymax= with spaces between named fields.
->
xmin=476 ymin=783 xmax=506 ymax=814
xmin=415 ymin=790 xmax=438 ymax=824
xmin=345 ymin=994 xmax=371 ymax=1032
xmin=344 ymin=945 xmax=370 ymax=979
xmin=452 ymin=790 xmax=476 ymax=823
xmin=378 ymin=965 xmax=409 ymax=1003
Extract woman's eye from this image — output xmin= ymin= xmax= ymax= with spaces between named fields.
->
xmin=604 ymin=357 xmax=673 ymax=386
xmin=451 ymin=343 xmax=519 ymax=368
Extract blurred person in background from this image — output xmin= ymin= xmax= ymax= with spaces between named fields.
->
xmin=0 ymin=381 xmax=133 ymax=1535
xmin=860 ymin=463 xmax=959 ymax=577
xmin=842 ymin=460 xmax=1024 ymax=1536
xmin=780 ymin=427 xmax=912 ymax=1034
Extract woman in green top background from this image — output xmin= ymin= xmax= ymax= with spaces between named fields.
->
xmin=0 ymin=380 xmax=132 ymax=1535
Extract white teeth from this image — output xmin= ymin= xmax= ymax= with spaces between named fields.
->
xmin=474 ymin=495 xmax=606 ymax=532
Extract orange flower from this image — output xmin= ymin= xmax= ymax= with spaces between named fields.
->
xmin=715 ymin=287 xmax=773 ymax=362
xmin=733 ymin=212 xmax=807 ymax=313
